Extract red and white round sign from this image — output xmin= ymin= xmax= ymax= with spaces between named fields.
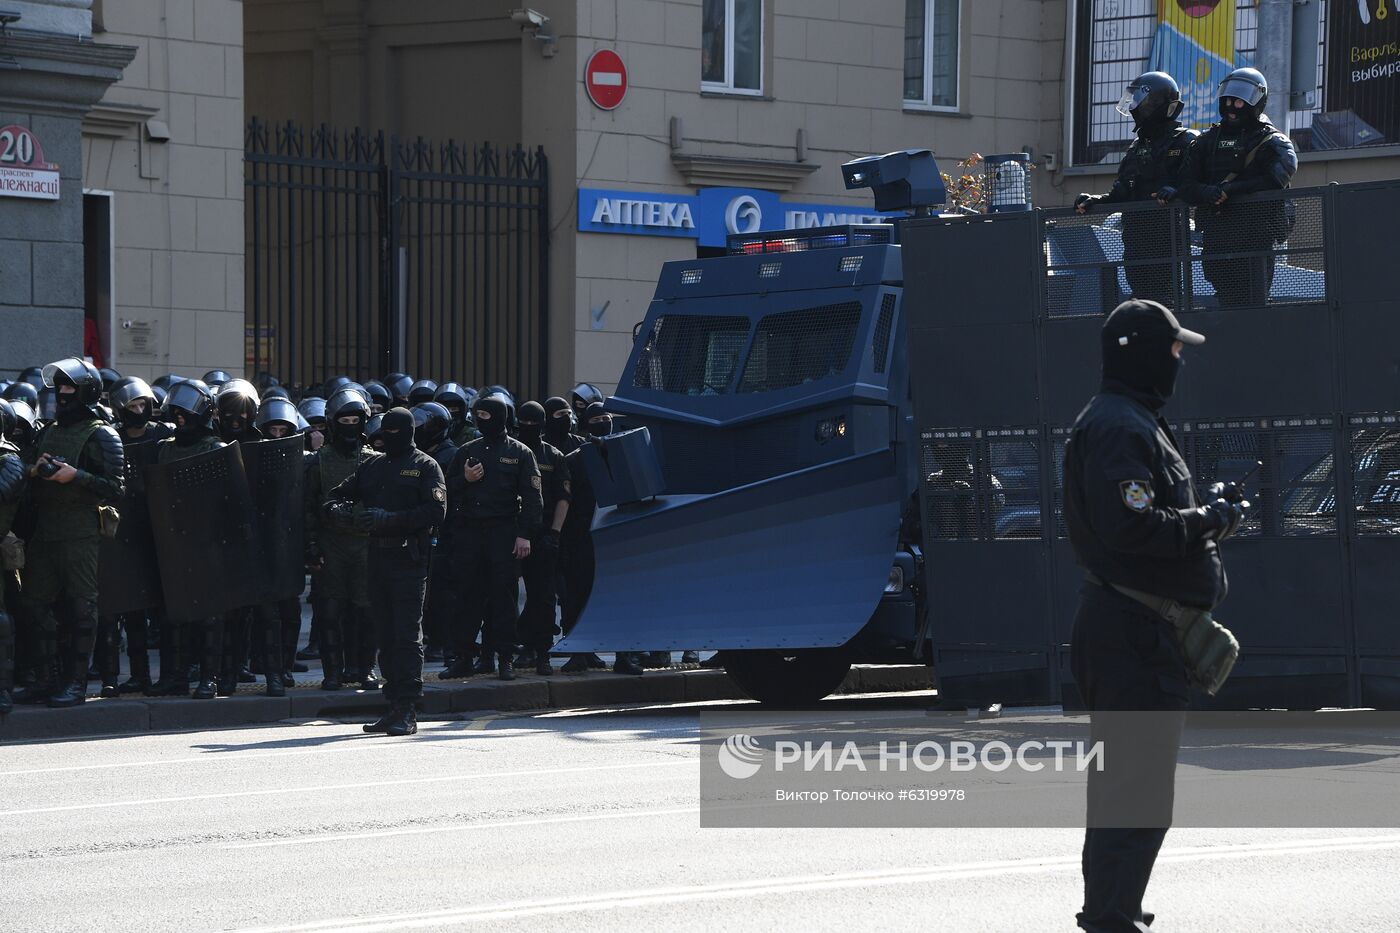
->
xmin=585 ymin=49 xmax=628 ymax=111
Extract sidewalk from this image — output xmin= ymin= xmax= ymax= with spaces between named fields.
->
xmin=0 ymin=663 xmax=936 ymax=742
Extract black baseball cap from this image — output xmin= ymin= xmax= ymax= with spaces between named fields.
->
xmin=1103 ymin=299 xmax=1204 ymax=347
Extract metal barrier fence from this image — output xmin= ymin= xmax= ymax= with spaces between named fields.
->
xmin=245 ymin=120 xmax=550 ymax=395
xmin=1042 ymin=186 xmax=1329 ymax=316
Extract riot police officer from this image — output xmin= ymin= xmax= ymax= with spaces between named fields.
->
xmin=0 ymin=399 xmax=26 ymax=717
xmin=1174 ymin=67 xmax=1298 ymax=308
xmin=408 ymin=380 xmax=438 ymax=408
xmin=560 ymin=402 xmax=644 ymax=676
xmin=298 ymin=397 xmax=328 ymax=452
xmin=12 ymin=359 xmax=124 ymax=708
xmin=324 ymin=407 xmax=445 ymax=736
xmin=111 ymin=377 xmax=173 ymax=444
xmin=1063 ymin=299 xmax=1243 ymax=933
xmin=435 ymin=383 xmax=480 ymax=448
xmin=442 ymin=394 xmax=542 ymax=681
xmin=383 ymin=373 xmax=414 ymax=409
xmin=570 ymin=383 xmax=604 ymax=422
xmin=304 ymin=388 xmax=378 ymax=691
xmin=363 ymin=380 xmax=392 ymax=416
xmin=146 ymin=379 xmax=225 ymax=698
xmin=1075 ymin=71 xmax=1197 ymax=307
xmin=514 ymin=401 xmax=570 ymax=675
xmin=543 ymin=396 xmax=586 ymax=455
xmin=413 ymin=401 xmax=458 ymax=663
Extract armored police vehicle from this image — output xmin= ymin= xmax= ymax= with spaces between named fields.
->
xmin=559 ymin=148 xmax=1400 ymax=712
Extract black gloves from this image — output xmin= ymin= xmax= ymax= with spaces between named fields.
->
xmin=540 ymin=528 xmax=561 ymax=549
xmin=356 ymin=507 xmax=388 ymax=533
xmin=1153 ymin=185 xmax=1178 ymax=202
xmin=324 ymin=501 xmax=356 ymax=529
xmin=1073 ymin=193 xmax=1101 ymax=213
xmin=1197 ymin=184 xmax=1225 ymax=205
xmin=1199 ymin=498 xmax=1248 ymax=541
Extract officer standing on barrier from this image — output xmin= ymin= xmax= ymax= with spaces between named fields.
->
xmin=1075 ymin=72 xmax=1197 ymax=307
xmin=1063 ymin=299 xmax=1243 ymax=933
xmin=304 ymin=388 xmax=378 ymax=691
xmin=0 ymin=399 xmax=26 ymax=718
xmin=146 ymin=380 xmax=225 ymax=698
xmin=443 ymin=394 xmax=542 ymax=682
xmin=514 ymin=401 xmax=570 ymax=675
xmin=324 ymin=407 xmax=445 ymax=736
xmin=1174 ymin=67 xmax=1298 ymax=308
xmin=12 ymin=359 xmax=124 ymax=709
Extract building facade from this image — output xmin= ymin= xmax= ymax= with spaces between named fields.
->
xmin=3 ymin=1 xmax=1394 ymax=391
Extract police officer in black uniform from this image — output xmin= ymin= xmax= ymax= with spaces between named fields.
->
xmin=1063 ymin=299 xmax=1244 ymax=933
xmin=543 ymin=396 xmax=586 ymax=455
xmin=443 ymin=394 xmax=542 ymax=681
xmin=413 ymin=401 xmax=458 ymax=663
xmin=514 ymin=401 xmax=570 ymax=675
xmin=1076 ymin=71 xmax=1197 ymax=307
xmin=0 ymin=399 xmax=26 ymax=717
xmin=1174 ymin=67 xmax=1298 ymax=308
xmin=324 ymin=407 xmax=444 ymax=735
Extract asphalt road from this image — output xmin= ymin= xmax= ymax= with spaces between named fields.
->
xmin=3 ymin=695 xmax=1398 ymax=932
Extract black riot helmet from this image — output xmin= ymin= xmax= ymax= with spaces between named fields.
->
xmin=216 ymin=379 xmax=260 ymax=439
xmin=322 ymin=375 xmax=354 ymax=398
xmin=412 ymin=402 xmax=451 ymax=449
xmin=3 ymin=381 xmax=37 ymax=407
xmin=434 ymin=382 xmax=471 ymax=423
xmin=1218 ymin=67 xmax=1268 ymax=125
xmin=571 ymin=382 xmax=604 ymax=415
xmin=384 ymin=373 xmax=414 ymax=405
xmin=408 ymin=379 xmax=438 ymax=406
xmin=1101 ymin=299 xmax=1205 ymax=408
xmin=0 ymin=381 xmax=10 ymax=397
xmin=362 ymin=379 xmax=392 ymax=413
xmin=327 ymin=388 xmax=370 ymax=451
xmin=164 ymin=378 xmax=216 ymax=428
xmin=98 ymin=367 xmax=122 ymax=397
xmin=1116 ymin=71 xmax=1183 ymax=129
xmin=255 ymin=372 xmax=280 ymax=394
xmin=297 ymin=396 xmax=328 ymax=426
xmin=7 ymin=400 xmax=36 ymax=445
xmin=151 ymin=385 xmax=168 ymax=409
xmin=151 ymin=373 xmax=179 ymax=393
xmin=110 ymin=376 xmax=157 ymax=431
xmin=366 ymin=413 xmax=386 ymax=451
xmin=254 ymin=396 xmax=301 ymax=439
xmin=0 ymin=398 xmax=13 ymax=438
xmin=43 ymin=358 xmax=104 ymax=409
xmin=16 ymin=366 xmax=42 ymax=386
xmin=261 ymin=385 xmax=290 ymax=401
xmin=202 ymin=369 xmax=232 ymax=389
xmin=326 ymin=387 xmax=371 ymax=422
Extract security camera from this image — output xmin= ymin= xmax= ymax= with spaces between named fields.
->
xmin=0 ymin=10 xmax=23 ymax=26
xmin=509 ymin=8 xmax=549 ymax=29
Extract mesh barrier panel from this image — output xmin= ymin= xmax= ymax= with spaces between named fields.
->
xmin=921 ymin=428 xmax=1042 ymax=541
xmin=1350 ymin=415 xmax=1400 ymax=537
xmin=922 ymin=430 xmax=981 ymax=540
xmin=1186 ymin=417 xmax=1338 ymax=538
xmin=1189 ymin=190 xmax=1327 ymax=309
xmin=872 ymin=294 xmax=896 ymax=374
xmin=988 ymin=430 xmax=1042 ymax=539
xmin=738 ymin=303 xmax=862 ymax=393
xmin=1051 ymin=427 xmax=1071 ymax=538
xmin=632 ymin=314 xmax=750 ymax=394
xmin=1045 ymin=204 xmax=1188 ymax=317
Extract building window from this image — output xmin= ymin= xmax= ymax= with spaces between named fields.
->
xmin=702 ymin=0 xmax=763 ymax=95
xmin=904 ymin=0 xmax=960 ymax=110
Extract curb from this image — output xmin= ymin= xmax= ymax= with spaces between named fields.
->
xmin=0 ymin=665 xmax=936 ymax=742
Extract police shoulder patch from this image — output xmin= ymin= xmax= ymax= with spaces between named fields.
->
xmin=1120 ymin=480 xmax=1154 ymax=512
xmin=531 ymin=475 xmax=542 ymax=490
xmin=432 ymin=486 xmax=445 ymax=502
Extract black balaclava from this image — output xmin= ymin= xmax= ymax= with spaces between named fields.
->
xmin=332 ymin=416 xmax=365 ymax=453
xmin=172 ymin=409 xmax=208 ymax=444
xmin=543 ymin=396 xmax=573 ymax=446
xmin=53 ymin=376 xmax=85 ymax=426
xmin=473 ymin=396 xmax=509 ymax=440
xmin=380 ymin=407 xmax=415 ymax=456
xmin=584 ymin=401 xmax=613 ymax=438
xmin=517 ymin=401 xmax=546 ymax=450
xmin=118 ymin=401 xmax=151 ymax=432
xmin=1101 ymin=299 xmax=1203 ymax=410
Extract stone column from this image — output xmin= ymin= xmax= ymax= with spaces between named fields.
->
xmin=0 ymin=0 xmax=135 ymax=372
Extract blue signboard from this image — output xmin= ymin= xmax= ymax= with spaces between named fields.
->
xmin=578 ymin=186 xmax=894 ymax=247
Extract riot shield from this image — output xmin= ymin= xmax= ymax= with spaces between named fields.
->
xmin=145 ymin=442 xmax=258 ymax=621
xmin=241 ymin=434 xmax=305 ymax=603
xmin=97 ymin=439 xmax=163 ymax=616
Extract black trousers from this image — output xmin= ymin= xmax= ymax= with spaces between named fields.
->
xmin=1121 ymin=212 xmax=1183 ymax=309
xmin=368 ymin=547 xmax=428 ymax=707
xmin=458 ymin=521 xmax=521 ymax=656
xmin=519 ymin=535 xmax=560 ymax=653
xmin=1070 ymin=583 xmax=1190 ymax=933
xmin=422 ymin=544 xmax=456 ymax=650
xmin=1200 ymin=215 xmax=1276 ymax=308
xmin=558 ymin=533 xmax=595 ymax=637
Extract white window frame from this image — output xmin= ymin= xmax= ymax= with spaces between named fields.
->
xmin=903 ymin=0 xmax=961 ymax=113
xmin=701 ymin=0 xmax=765 ymax=97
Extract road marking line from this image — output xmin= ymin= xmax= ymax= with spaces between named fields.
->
xmin=227 ymin=834 xmax=1400 ymax=932
xmin=223 ymin=806 xmax=700 ymax=850
xmin=0 ymin=759 xmax=693 ymax=818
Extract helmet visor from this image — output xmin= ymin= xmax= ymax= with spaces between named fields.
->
xmin=1218 ymin=75 xmax=1265 ymax=107
xmin=1116 ymin=85 xmax=1150 ymax=118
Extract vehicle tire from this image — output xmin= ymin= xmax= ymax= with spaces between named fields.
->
xmin=723 ymin=649 xmax=853 ymax=707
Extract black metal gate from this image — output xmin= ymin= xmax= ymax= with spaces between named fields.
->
xmin=903 ymin=180 xmax=1400 ymax=710
xmin=244 ymin=119 xmax=550 ymax=396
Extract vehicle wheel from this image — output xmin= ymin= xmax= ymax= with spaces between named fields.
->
xmin=723 ymin=649 xmax=853 ymax=707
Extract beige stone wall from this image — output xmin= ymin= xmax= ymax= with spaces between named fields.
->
xmin=86 ymin=0 xmax=245 ymax=380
